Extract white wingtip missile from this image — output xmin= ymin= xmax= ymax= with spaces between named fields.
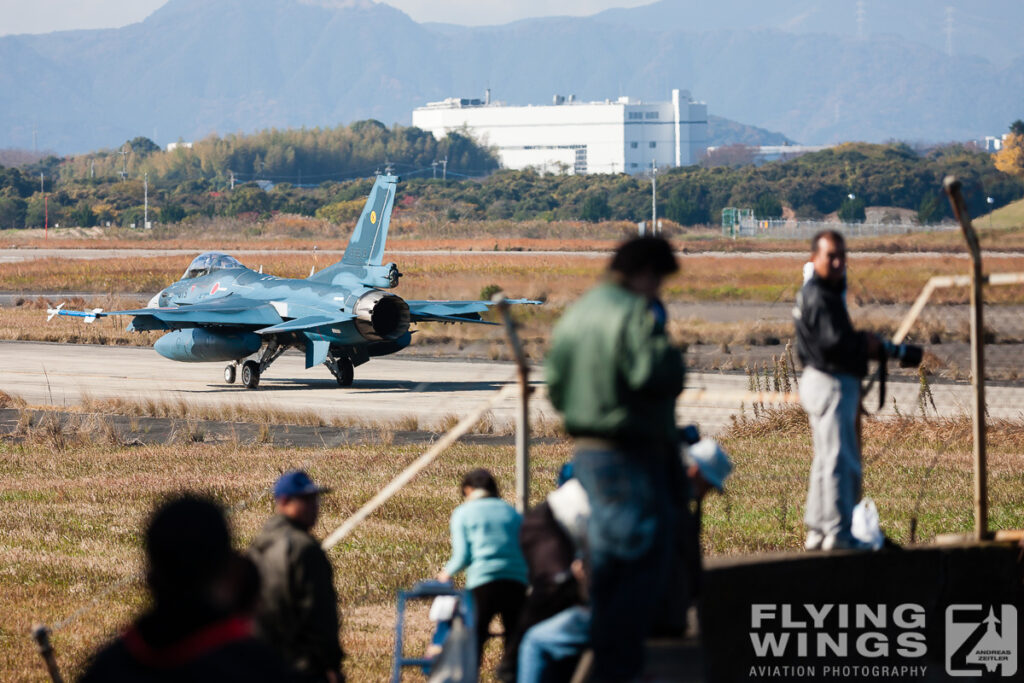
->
xmin=46 ymin=302 xmax=65 ymax=321
xmin=84 ymin=308 xmax=104 ymax=323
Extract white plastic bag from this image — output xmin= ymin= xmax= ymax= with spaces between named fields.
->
xmin=852 ymin=498 xmax=884 ymax=550
xmin=429 ymin=595 xmax=458 ymax=622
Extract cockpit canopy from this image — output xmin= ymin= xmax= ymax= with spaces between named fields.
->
xmin=181 ymin=252 xmax=245 ymax=280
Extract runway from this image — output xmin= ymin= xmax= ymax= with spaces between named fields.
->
xmin=2 ymin=341 xmax=1020 ymax=436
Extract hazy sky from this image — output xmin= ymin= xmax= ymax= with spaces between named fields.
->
xmin=0 ymin=0 xmax=655 ymax=36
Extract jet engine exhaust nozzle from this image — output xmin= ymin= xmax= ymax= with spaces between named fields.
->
xmin=353 ymin=291 xmax=410 ymax=341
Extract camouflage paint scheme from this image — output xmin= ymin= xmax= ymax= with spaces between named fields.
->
xmin=51 ymin=175 xmax=540 ymax=388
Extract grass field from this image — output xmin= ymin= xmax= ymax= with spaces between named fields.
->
xmin=1 ymin=198 xmax=1022 ymax=254
xmin=2 ymin=409 xmax=1023 ymax=681
xmin=3 ymin=252 xmax=1024 ymax=305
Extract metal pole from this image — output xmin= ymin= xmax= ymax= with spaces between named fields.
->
xmin=494 ymin=293 xmax=531 ymax=513
xmin=31 ymin=625 xmax=64 ymax=683
xmin=943 ymin=176 xmax=988 ymax=541
xmin=144 ymin=172 xmax=148 ymax=228
xmin=651 ymin=159 xmax=657 ymax=234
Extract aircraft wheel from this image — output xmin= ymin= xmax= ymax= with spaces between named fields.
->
xmin=224 ymin=364 xmax=237 ymax=384
xmin=335 ymin=357 xmax=354 ymax=387
xmin=241 ymin=360 xmax=260 ymax=389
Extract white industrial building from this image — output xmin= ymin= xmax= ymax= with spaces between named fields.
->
xmin=412 ymin=90 xmax=708 ymax=175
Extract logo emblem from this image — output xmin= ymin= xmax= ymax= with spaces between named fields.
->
xmin=946 ymin=605 xmax=1017 ymax=676
xmin=370 ymin=210 xmax=377 ymax=224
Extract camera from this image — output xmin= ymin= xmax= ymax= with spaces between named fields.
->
xmin=881 ymin=340 xmax=923 ymax=368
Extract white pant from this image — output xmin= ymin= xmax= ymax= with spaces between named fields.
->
xmin=800 ymin=367 xmax=862 ymax=542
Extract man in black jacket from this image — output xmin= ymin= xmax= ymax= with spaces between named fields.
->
xmin=794 ymin=230 xmax=880 ymax=551
xmin=249 ymin=470 xmax=345 ymax=682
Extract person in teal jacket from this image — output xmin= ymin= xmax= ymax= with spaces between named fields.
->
xmin=437 ymin=468 xmax=528 ymax=674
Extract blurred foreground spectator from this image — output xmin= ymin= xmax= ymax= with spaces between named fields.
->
xmin=249 ymin=470 xmax=345 ymax=683
xmin=79 ymin=495 xmax=291 ymax=682
xmin=437 ymin=468 xmax=528 ymax=677
xmin=545 ymin=236 xmax=686 ymax=681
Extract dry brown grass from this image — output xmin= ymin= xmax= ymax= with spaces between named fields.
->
xmin=0 ymin=438 xmax=574 ymax=682
xmin=5 ymin=252 xmax=1023 ymax=307
xmin=3 ymin=408 xmax=1024 ymax=680
xmin=710 ymin=410 xmax=1024 ymax=554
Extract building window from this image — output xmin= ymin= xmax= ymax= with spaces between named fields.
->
xmin=574 ymin=147 xmax=588 ymax=175
xmin=644 ymin=111 xmax=659 ymax=119
xmin=630 ymin=142 xmax=638 ymax=149
xmin=649 ymin=141 xmax=656 ymax=148
xmin=628 ymin=112 xmax=643 ymax=120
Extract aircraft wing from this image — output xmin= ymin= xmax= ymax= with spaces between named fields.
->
xmin=406 ymin=298 xmax=541 ymax=325
xmin=49 ymin=297 xmax=284 ymax=330
xmin=254 ymin=313 xmax=356 ymax=335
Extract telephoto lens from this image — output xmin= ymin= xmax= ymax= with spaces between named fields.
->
xmin=899 ymin=343 xmax=923 ymax=368
xmin=882 ymin=339 xmax=924 ymax=368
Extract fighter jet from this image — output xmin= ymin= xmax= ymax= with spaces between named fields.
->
xmin=49 ymin=174 xmax=539 ymax=389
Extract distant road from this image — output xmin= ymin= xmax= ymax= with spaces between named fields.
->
xmin=4 ymin=248 xmax=1024 ymax=264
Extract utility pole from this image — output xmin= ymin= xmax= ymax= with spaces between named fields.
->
xmin=118 ymin=145 xmax=128 ymax=182
xmin=229 ymin=171 xmax=235 ymax=190
xmin=90 ymin=160 xmax=95 ymax=179
xmin=40 ymin=172 xmax=44 ymax=193
xmin=651 ymin=159 xmax=658 ymax=235
xmin=442 ymin=156 xmax=448 ymax=181
xmin=144 ymin=172 xmax=149 ymax=229
xmin=432 ymin=160 xmax=438 ymax=179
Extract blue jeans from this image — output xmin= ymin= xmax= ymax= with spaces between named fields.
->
xmin=572 ymin=445 xmax=678 ymax=681
xmin=517 ymin=606 xmax=591 ymax=683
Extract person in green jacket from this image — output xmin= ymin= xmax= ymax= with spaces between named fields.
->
xmin=437 ymin=468 xmax=528 ymax=674
xmin=545 ymin=235 xmax=687 ymax=682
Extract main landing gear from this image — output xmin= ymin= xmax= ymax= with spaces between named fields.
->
xmin=227 ymin=340 xmax=285 ymax=390
xmin=239 ymin=360 xmax=259 ymax=388
xmin=325 ymin=353 xmax=354 ymax=387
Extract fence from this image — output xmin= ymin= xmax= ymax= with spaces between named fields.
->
xmin=722 ymin=217 xmax=959 ymax=240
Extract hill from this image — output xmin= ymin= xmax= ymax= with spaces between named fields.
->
xmin=0 ymin=0 xmax=1021 ymax=152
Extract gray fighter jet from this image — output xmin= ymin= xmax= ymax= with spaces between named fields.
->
xmin=49 ymin=174 xmax=540 ymax=388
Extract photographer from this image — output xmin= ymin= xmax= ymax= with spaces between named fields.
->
xmin=794 ymin=230 xmax=881 ymax=551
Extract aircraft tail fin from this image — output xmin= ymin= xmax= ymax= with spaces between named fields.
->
xmin=339 ymin=173 xmax=398 ymax=268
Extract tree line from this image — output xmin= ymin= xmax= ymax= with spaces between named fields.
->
xmin=1 ymin=127 xmax=1022 ymax=230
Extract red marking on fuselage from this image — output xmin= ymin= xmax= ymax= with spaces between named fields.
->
xmin=211 ymin=282 xmax=220 ymax=295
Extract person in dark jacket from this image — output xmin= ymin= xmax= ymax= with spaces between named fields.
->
xmin=794 ymin=230 xmax=881 ymax=551
xmin=249 ymin=470 xmax=345 ymax=682
xmin=545 ymin=236 xmax=687 ymax=682
xmin=79 ymin=495 xmax=292 ymax=683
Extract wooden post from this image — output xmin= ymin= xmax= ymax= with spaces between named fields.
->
xmin=494 ymin=293 xmax=531 ymax=513
xmin=31 ymin=625 xmax=64 ymax=683
xmin=943 ymin=176 xmax=988 ymax=541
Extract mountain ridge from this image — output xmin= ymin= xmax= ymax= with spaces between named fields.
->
xmin=1 ymin=0 xmax=1020 ymax=154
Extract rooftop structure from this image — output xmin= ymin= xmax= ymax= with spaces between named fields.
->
xmin=412 ymin=90 xmax=707 ymax=175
